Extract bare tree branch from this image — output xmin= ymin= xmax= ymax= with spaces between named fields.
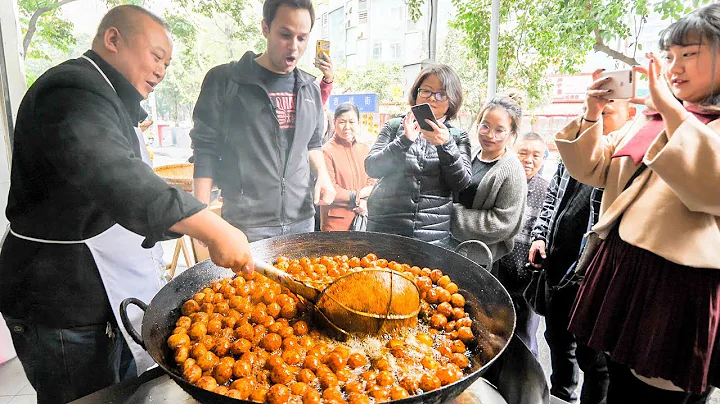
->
xmin=593 ymin=28 xmax=639 ymax=66
xmin=22 ymin=0 xmax=79 ymax=58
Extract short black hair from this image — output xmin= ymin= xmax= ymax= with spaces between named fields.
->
xmin=263 ymin=0 xmax=315 ymax=30
xmin=93 ymin=5 xmax=169 ymax=45
xmin=659 ymin=4 xmax=720 ymax=106
xmin=334 ymin=102 xmax=360 ymax=120
xmin=408 ymin=64 xmax=463 ymax=120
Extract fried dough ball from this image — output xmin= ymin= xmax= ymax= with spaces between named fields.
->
xmin=451 ymin=293 xmax=466 ymax=308
xmin=457 ymin=317 xmax=473 ymax=328
xmin=261 ymin=333 xmax=283 ymax=351
xmin=318 ymin=371 xmax=339 ymax=389
xmin=445 ymin=282 xmax=459 ymax=294
xmin=271 ymin=364 xmax=295 ymax=385
xmin=232 ymin=359 xmax=251 ymax=378
xmin=437 ymin=275 xmax=452 ymax=288
xmin=196 ymin=350 xmax=218 ymax=371
xmin=430 ymin=313 xmax=448 ymax=329
xmin=421 ymin=355 xmax=439 ymax=371
xmin=167 ymin=333 xmax=190 ymax=350
xmin=176 ymin=316 xmax=192 ymax=329
xmin=324 ymin=352 xmax=346 ymax=372
xmin=345 ymin=381 xmax=364 ymax=394
xmin=367 ymin=385 xmax=390 ymax=402
xmin=437 ymin=288 xmax=452 ymax=303
xmin=280 ymin=302 xmax=298 ymax=319
xmin=267 ymin=384 xmax=292 ymax=404
xmin=230 ymin=338 xmax=252 ymax=355
xmin=182 ymin=364 xmax=202 ymax=383
xmin=290 ymin=381 xmax=310 ymax=396
xmin=457 ymin=326 xmax=474 ymax=343
xmin=292 ymin=320 xmax=309 ymax=336
xmin=207 ymin=319 xmax=223 ymax=335
xmin=181 ymin=300 xmax=200 ymax=316
xmin=347 ymin=353 xmax=368 ymax=369
xmin=174 ymin=345 xmax=189 ymax=363
xmin=451 ymin=339 xmax=466 ymax=353
xmin=390 ymin=386 xmax=410 ymax=400
xmin=348 ymin=392 xmax=372 ymax=404
xmin=197 ymin=375 xmax=218 ymax=392
xmin=303 ymin=355 xmax=321 ymax=371
xmin=298 ymin=368 xmax=316 ymax=384
xmin=303 ymin=389 xmax=321 ymax=404
xmin=437 ymin=364 xmax=463 ymax=385
xmin=451 ymin=353 xmax=470 ymax=368
xmin=188 ymin=322 xmax=207 ymax=341
xmin=416 ymin=333 xmax=433 ymax=347
xmin=213 ymin=362 xmax=233 ymax=385
xmin=249 ymin=385 xmax=269 ymax=403
xmin=376 ymin=370 xmax=394 ymax=386
xmin=373 ymin=357 xmax=391 ymax=371
xmin=234 ymin=322 xmax=254 ymax=340
xmin=282 ymin=349 xmax=303 ymax=366
xmin=419 ymin=373 xmax=442 ymax=392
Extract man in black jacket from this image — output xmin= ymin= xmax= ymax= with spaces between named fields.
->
xmin=0 ymin=6 xmax=253 ymax=403
xmin=190 ymin=0 xmax=336 ymax=241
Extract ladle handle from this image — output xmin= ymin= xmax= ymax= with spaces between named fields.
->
xmin=254 ymin=259 xmax=321 ymax=303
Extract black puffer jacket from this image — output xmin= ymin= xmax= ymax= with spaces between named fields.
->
xmin=365 ymin=117 xmax=472 ymax=244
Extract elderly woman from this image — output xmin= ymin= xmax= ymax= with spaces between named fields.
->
xmin=365 ymin=64 xmax=471 ymax=245
xmin=320 ymin=102 xmax=375 ymax=231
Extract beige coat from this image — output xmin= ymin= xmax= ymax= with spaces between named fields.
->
xmin=555 ymin=114 xmax=720 ymax=269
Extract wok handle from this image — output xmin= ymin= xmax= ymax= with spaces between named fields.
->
xmin=119 ymin=297 xmax=148 ymax=349
xmin=254 ymin=259 xmax=320 ymax=303
xmin=455 ymin=240 xmax=493 ymax=272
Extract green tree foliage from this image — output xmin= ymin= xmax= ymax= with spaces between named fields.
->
xmin=334 ymin=62 xmax=405 ymax=105
xmin=408 ymin=0 xmax=709 ymax=106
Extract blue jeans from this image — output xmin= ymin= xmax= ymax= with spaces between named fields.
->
xmin=239 ymin=217 xmax=315 ymax=243
xmin=3 ymin=315 xmax=135 ymax=404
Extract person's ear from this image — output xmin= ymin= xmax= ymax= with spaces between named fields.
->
xmin=104 ymin=27 xmax=122 ymax=53
xmin=628 ymin=105 xmax=637 ymax=121
xmin=261 ymin=20 xmax=270 ymax=38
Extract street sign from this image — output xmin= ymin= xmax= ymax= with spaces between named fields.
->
xmin=328 ymin=93 xmax=378 ymax=113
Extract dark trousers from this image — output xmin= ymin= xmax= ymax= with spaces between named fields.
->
xmin=4 ymin=315 xmax=135 ymax=404
xmin=545 ymin=283 xmax=609 ymax=404
xmin=233 ymin=217 xmax=315 ymax=243
xmin=607 ymin=359 xmax=713 ymax=404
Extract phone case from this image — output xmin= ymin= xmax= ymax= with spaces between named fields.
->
xmin=316 ymin=40 xmax=330 ymax=60
xmin=411 ymin=103 xmax=437 ymax=131
xmin=599 ymin=69 xmax=636 ymax=99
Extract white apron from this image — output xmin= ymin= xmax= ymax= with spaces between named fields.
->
xmin=8 ymin=55 xmax=166 ymax=375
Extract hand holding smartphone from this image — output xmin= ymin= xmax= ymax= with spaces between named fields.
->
xmin=410 ymin=103 xmax=438 ymax=131
xmin=598 ymin=69 xmax=637 ymax=100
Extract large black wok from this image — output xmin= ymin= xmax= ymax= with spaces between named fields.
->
xmin=120 ymin=231 xmax=516 ymax=404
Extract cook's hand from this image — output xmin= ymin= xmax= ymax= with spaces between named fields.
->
xmin=421 ymin=119 xmax=450 ymax=146
xmin=584 ymin=68 xmax=613 ymax=122
xmin=353 ymin=199 xmax=368 ymax=216
xmin=631 ymin=53 xmax=684 ymax=116
xmin=528 ymin=240 xmax=546 ymax=269
xmin=358 ymin=185 xmax=374 ymax=199
xmin=314 ymin=53 xmax=334 ymax=83
xmin=403 ymin=113 xmax=420 ymax=142
xmin=314 ymin=175 xmax=337 ymax=205
xmin=207 ymin=225 xmax=254 ymax=275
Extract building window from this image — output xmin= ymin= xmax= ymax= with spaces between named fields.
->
xmin=358 ymin=0 xmax=368 ymax=23
xmin=391 ymin=6 xmax=403 ymax=21
xmin=373 ymin=43 xmax=382 ymax=60
xmin=391 ymin=43 xmax=402 ymax=59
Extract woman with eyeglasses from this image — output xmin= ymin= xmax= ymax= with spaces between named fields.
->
xmin=365 ymin=64 xmax=471 ymax=245
xmin=450 ymin=93 xmax=528 ymax=267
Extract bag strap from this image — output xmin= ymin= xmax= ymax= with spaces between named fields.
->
xmin=622 ymin=163 xmax=648 ymax=192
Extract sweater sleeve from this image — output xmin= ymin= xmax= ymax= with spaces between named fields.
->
xmin=644 ymin=115 xmax=720 ymax=216
xmin=451 ymin=161 xmax=527 ymax=245
xmin=554 ymin=116 xmax=622 ymax=188
xmin=436 ymin=129 xmax=472 ymax=192
xmin=320 ymin=79 xmax=332 ymax=105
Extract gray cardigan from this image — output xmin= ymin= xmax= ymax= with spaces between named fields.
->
xmin=451 ymin=149 xmax=528 ymax=263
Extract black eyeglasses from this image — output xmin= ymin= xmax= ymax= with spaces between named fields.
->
xmin=417 ymin=89 xmax=448 ymax=102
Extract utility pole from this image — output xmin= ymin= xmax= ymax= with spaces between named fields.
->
xmin=487 ymin=0 xmax=500 ymax=98
xmin=427 ymin=0 xmax=439 ymax=61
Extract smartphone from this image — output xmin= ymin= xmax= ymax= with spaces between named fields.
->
xmin=410 ymin=103 xmax=438 ymax=131
xmin=599 ymin=69 xmax=636 ymax=99
xmin=316 ymin=40 xmax=330 ymax=60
